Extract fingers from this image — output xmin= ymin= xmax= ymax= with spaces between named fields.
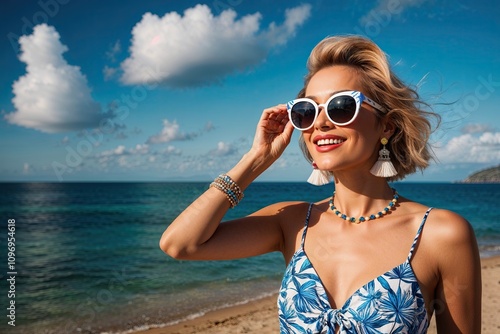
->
xmin=251 ymin=104 xmax=294 ymax=160
xmin=260 ymin=104 xmax=288 ymax=122
xmin=259 ymin=104 xmax=291 ymax=130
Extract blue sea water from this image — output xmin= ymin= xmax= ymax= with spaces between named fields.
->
xmin=0 ymin=182 xmax=498 ymax=333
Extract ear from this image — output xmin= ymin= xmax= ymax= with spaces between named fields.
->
xmin=381 ymin=119 xmax=396 ymax=140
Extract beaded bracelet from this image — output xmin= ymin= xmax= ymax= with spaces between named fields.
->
xmin=210 ymin=174 xmax=244 ymax=208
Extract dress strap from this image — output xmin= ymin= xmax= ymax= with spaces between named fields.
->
xmin=300 ymin=203 xmax=314 ymax=248
xmin=407 ymin=207 xmax=433 ymax=262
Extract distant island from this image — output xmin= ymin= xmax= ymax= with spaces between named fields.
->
xmin=460 ymin=165 xmax=500 ymax=183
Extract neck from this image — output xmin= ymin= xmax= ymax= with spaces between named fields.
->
xmin=331 ymin=173 xmax=395 ymax=219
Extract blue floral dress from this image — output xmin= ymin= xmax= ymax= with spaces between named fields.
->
xmin=278 ymin=205 xmax=432 ymax=333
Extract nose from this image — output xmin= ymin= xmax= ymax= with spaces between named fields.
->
xmin=314 ymin=105 xmax=334 ymax=130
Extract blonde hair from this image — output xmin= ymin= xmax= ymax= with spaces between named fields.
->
xmin=298 ymin=35 xmax=440 ymax=181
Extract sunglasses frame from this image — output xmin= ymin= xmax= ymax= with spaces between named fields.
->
xmin=286 ymin=90 xmax=385 ymax=131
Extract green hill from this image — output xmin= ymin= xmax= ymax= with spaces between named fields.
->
xmin=461 ymin=165 xmax=500 ymax=183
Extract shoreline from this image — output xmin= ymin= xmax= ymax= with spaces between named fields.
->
xmin=128 ymin=294 xmax=280 ymax=334
xmin=132 ymin=255 xmax=500 ymax=334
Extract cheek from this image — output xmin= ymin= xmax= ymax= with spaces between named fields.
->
xmin=302 ymin=132 xmax=315 ymax=149
xmin=301 ymin=129 xmax=312 ymax=140
xmin=349 ymin=112 xmax=383 ymax=141
xmin=348 ymin=130 xmax=380 ymax=154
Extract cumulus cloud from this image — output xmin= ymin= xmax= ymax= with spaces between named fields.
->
xmin=129 ymin=144 xmax=150 ymax=155
xmin=98 ymin=144 xmax=151 ymax=158
xmin=359 ymin=0 xmax=429 ymax=26
xmin=461 ymin=123 xmax=495 ymax=134
xmin=92 ymin=141 xmax=184 ymax=171
xmin=435 ymin=132 xmax=500 ymax=163
xmin=209 ymin=141 xmax=237 ymax=157
xmin=95 ymin=143 xmax=153 ymax=170
xmin=99 ymin=145 xmax=127 ymax=157
xmin=120 ymin=4 xmax=311 ymax=87
xmin=4 ymin=24 xmax=104 ymax=133
xmin=164 ymin=145 xmax=182 ymax=155
xmin=147 ymin=119 xmax=200 ymax=144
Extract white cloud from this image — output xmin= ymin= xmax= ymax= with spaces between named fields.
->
xmin=359 ymin=0 xmax=429 ymax=26
xmin=209 ymin=141 xmax=237 ymax=157
xmin=480 ymin=132 xmax=500 ymax=145
xmin=95 ymin=143 xmax=154 ymax=170
xmin=164 ymin=145 xmax=182 ymax=155
xmin=147 ymin=119 xmax=197 ymax=144
xmin=106 ymin=40 xmax=121 ymax=62
xmin=98 ymin=144 xmax=151 ymax=158
xmin=263 ymin=4 xmax=312 ymax=45
xmin=435 ymin=132 xmax=500 ymax=163
xmin=129 ymin=144 xmax=150 ymax=155
xmin=117 ymin=156 xmax=128 ymax=167
xmin=4 ymin=24 xmax=103 ymax=133
xmin=120 ymin=4 xmax=311 ymax=87
xmin=99 ymin=145 xmax=127 ymax=157
xmin=461 ymin=123 xmax=495 ymax=134
xmin=103 ymin=65 xmax=118 ymax=81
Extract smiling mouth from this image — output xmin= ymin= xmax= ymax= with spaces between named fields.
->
xmin=316 ymin=138 xmax=345 ymax=146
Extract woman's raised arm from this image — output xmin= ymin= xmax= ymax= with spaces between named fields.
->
xmin=159 ymin=105 xmax=294 ymax=260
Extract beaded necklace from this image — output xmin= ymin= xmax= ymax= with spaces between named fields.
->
xmin=329 ymin=188 xmax=399 ymax=224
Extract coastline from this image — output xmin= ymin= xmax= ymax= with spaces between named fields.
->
xmin=132 ymin=255 xmax=500 ymax=334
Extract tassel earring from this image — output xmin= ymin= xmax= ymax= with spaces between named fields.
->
xmin=307 ymin=162 xmax=331 ymax=186
xmin=370 ymin=138 xmax=398 ymax=178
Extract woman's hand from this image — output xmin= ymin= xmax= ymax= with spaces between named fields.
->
xmin=249 ymin=104 xmax=295 ymax=172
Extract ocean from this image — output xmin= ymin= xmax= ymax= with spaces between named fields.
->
xmin=0 ymin=182 xmax=498 ymax=333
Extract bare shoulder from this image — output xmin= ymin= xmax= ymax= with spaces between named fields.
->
xmin=422 ymin=208 xmax=479 ymax=270
xmin=402 ymin=199 xmax=474 ymax=243
xmin=400 ymin=200 xmax=477 ymax=257
xmin=424 ymin=208 xmax=476 ymax=247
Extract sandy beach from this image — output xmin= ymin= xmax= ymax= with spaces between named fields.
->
xmin=136 ymin=256 xmax=500 ymax=334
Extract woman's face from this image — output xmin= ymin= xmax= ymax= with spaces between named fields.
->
xmin=302 ymin=65 xmax=388 ymax=175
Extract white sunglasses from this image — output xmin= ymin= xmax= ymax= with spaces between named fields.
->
xmin=286 ymin=90 xmax=385 ymax=130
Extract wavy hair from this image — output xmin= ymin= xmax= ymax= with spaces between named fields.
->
xmin=297 ymin=35 xmax=440 ymax=181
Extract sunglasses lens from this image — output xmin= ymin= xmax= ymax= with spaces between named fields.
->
xmin=290 ymin=101 xmax=316 ymax=129
xmin=327 ymin=96 xmax=357 ymax=124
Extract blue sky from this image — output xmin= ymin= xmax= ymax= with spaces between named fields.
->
xmin=1 ymin=0 xmax=499 ymax=182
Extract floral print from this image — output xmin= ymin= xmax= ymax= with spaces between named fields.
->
xmin=278 ymin=206 xmax=432 ymax=334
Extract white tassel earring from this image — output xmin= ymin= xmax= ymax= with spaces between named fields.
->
xmin=370 ymin=138 xmax=398 ymax=178
xmin=307 ymin=162 xmax=331 ymax=186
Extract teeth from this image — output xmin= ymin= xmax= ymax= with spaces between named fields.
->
xmin=317 ymin=138 xmax=345 ymax=146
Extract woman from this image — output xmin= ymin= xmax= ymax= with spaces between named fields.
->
xmin=160 ymin=35 xmax=481 ymax=333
